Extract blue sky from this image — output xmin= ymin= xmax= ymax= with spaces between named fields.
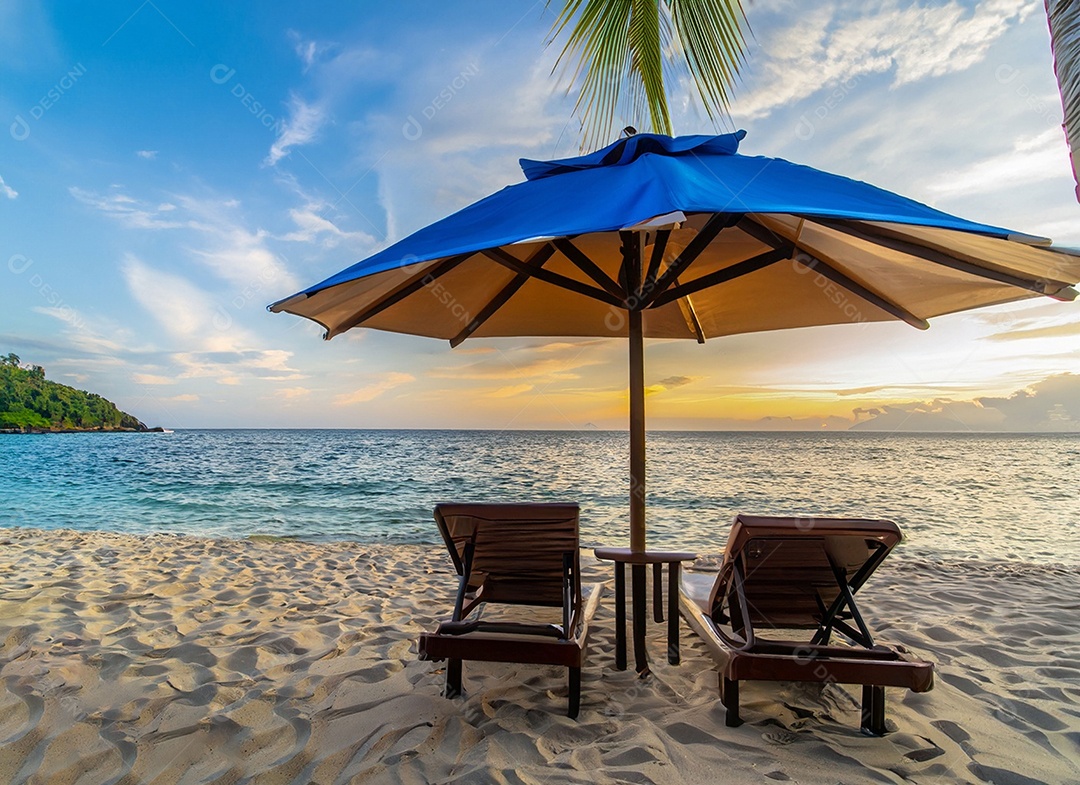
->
xmin=2 ymin=0 xmax=1078 ymax=430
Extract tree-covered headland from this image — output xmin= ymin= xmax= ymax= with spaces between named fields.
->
xmin=0 ymin=353 xmax=150 ymax=432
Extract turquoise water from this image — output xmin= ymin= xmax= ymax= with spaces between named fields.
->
xmin=1 ymin=430 xmax=1077 ymax=565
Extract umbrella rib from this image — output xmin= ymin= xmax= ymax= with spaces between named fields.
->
xmin=739 ymin=215 xmax=928 ymax=328
xmin=818 ymin=218 xmax=1079 ymax=300
xmin=551 ymin=238 xmax=626 ymax=300
xmin=481 ymin=247 xmax=625 ymax=308
xmin=642 ymin=213 xmax=741 ymax=307
xmin=650 ymin=247 xmax=793 ymax=308
xmin=736 ymin=215 xmax=793 ymax=250
xmin=449 ymin=244 xmax=557 ymax=347
xmin=796 ymin=252 xmax=930 ymax=330
xmin=643 ymin=229 xmax=671 ymax=297
xmin=672 ymin=283 xmax=706 ymax=343
xmin=328 ymin=252 xmax=474 ymax=337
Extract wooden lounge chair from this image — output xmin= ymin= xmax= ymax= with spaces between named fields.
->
xmin=418 ymin=503 xmax=601 ymax=718
xmin=680 ymin=515 xmax=934 ymax=735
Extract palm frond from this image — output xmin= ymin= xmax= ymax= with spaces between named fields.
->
xmin=1046 ymin=0 xmax=1080 ymax=201
xmin=550 ymin=0 xmax=748 ymax=151
xmin=552 ymin=0 xmax=635 ymax=150
xmin=668 ymin=0 xmax=748 ymax=121
xmin=627 ymin=0 xmax=671 ymax=137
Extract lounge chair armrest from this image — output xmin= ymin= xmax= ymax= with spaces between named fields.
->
xmin=716 ymin=626 xmax=754 ymax=652
xmin=451 ymin=541 xmax=476 ymax=622
xmin=562 ymin=551 xmax=573 ymax=636
xmin=565 ymin=581 xmax=605 ymax=643
xmin=436 ymin=620 xmax=567 ymax=638
xmin=730 ymin=560 xmax=756 ymax=650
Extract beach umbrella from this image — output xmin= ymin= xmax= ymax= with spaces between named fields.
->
xmin=270 ymin=130 xmax=1080 ymax=668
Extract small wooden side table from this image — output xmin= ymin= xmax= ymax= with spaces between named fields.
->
xmin=593 ymin=547 xmax=698 ymax=674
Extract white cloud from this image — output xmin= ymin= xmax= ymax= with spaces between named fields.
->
xmin=33 ymin=305 xmax=85 ymax=331
xmin=121 ymin=258 xmax=301 ymax=386
xmin=485 ymin=384 xmax=534 ymax=398
xmin=133 ymin=373 xmax=175 ymax=385
xmin=31 ymin=307 xmax=152 ymax=359
xmin=0 ymin=174 xmax=17 ymax=199
xmin=926 ymin=129 xmax=1070 ymax=198
xmin=74 ymin=187 xmax=299 ymax=293
xmin=853 ymin=373 xmax=1080 ymax=431
xmin=266 ymin=94 xmax=327 ymax=166
xmin=136 ymin=150 xmax=158 ymax=159
xmin=287 ymin=30 xmax=339 ymax=72
xmin=334 ymin=372 xmax=415 ymax=405
xmin=122 ymin=255 xmax=227 ymax=344
xmin=364 ymin=50 xmax=573 ymax=242
xmin=278 ymin=202 xmax=378 ymax=249
xmin=70 ymin=186 xmax=188 ymax=229
xmin=733 ymin=0 xmax=1032 ymax=120
xmin=186 ymin=223 xmax=297 ymax=292
xmin=167 ymin=349 xmax=301 ymax=384
xmin=431 ymin=343 xmax=603 ymax=381
xmin=165 ymin=394 xmax=199 ymax=402
xmin=275 ymin=386 xmax=313 ymax=399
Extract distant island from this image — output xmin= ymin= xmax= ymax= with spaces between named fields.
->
xmin=0 ymin=353 xmax=160 ymax=433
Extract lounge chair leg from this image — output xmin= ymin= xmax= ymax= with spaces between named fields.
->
xmin=568 ymin=667 xmax=581 ymax=719
xmin=614 ymin=562 xmax=627 ymax=671
xmin=632 ymin=564 xmax=649 ymax=676
xmin=721 ymin=676 xmax=742 ymax=727
xmin=653 ymin=562 xmax=664 ymax=622
xmin=861 ymin=685 xmax=886 ymax=736
xmin=667 ymin=562 xmax=680 ymax=665
xmin=445 ymin=659 xmax=462 ymax=699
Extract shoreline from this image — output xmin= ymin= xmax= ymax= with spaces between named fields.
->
xmin=0 ymin=426 xmax=168 ymax=435
xmin=1 ymin=528 xmax=1077 ymax=783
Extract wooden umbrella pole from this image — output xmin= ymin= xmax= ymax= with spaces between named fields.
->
xmin=629 ymin=294 xmax=649 ymax=676
xmin=619 ymin=230 xmax=649 ymax=675
xmin=629 ymin=307 xmax=646 ymax=553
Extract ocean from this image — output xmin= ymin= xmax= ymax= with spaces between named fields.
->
xmin=1 ymin=429 xmax=1077 ymax=566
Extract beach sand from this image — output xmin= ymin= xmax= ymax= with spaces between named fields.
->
xmin=0 ymin=529 xmax=1077 ymax=784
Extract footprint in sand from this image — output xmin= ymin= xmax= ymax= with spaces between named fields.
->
xmin=763 ymin=729 xmax=798 ymax=745
xmin=664 ymin=722 xmax=722 ymax=746
xmin=905 ymin=745 xmax=945 ymax=762
xmin=931 ymin=719 xmax=971 ymax=744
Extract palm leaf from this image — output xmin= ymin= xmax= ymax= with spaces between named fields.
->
xmin=551 ymin=0 xmax=748 ymax=150
xmin=1046 ymin=0 xmax=1080 ymax=201
xmin=668 ymin=0 xmax=747 ymax=122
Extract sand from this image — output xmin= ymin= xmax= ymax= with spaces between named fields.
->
xmin=0 ymin=528 xmax=1077 ymax=785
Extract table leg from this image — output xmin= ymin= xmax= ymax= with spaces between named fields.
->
xmin=632 ymin=564 xmax=649 ymax=676
xmin=667 ymin=562 xmax=681 ymax=665
xmin=652 ymin=562 xmax=664 ymax=622
xmin=614 ymin=561 xmax=626 ymax=671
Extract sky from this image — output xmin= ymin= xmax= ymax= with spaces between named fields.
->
xmin=1 ymin=0 xmax=1079 ymax=431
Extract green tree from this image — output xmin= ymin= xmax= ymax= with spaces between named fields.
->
xmin=551 ymin=0 xmax=749 ymax=149
xmin=0 ymin=352 xmax=146 ymax=431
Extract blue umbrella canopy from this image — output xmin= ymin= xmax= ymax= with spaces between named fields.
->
xmin=272 ymin=131 xmax=1079 ymax=346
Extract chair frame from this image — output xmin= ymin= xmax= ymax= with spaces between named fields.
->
xmin=685 ymin=515 xmax=934 ymax=736
xmin=418 ymin=503 xmax=596 ymax=718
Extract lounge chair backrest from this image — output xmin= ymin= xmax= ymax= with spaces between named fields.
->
xmin=434 ymin=503 xmax=581 ymax=607
xmin=709 ymin=515 xmax=901 ymax=629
